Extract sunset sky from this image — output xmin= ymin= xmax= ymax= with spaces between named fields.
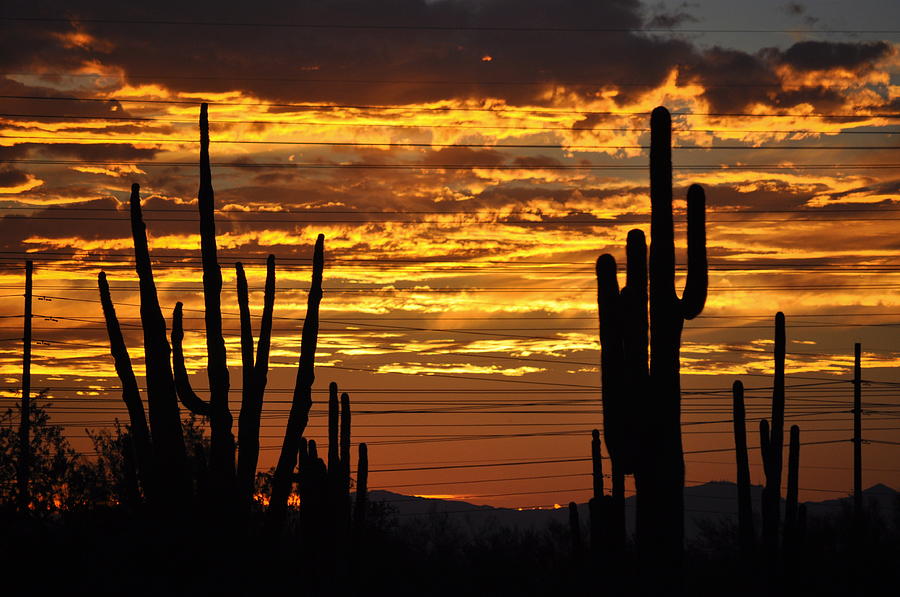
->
xmin=1 ymin=0 xmax=898 ymax=510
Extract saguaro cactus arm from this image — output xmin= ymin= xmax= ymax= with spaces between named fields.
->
xmin=591 ymin=428 xmax=604 ymax=499
xmin=596 ymin=254 xmax=630 ymax=473
xmin=171 ymin=302 xmax=212 ymax=417
xmin=679 ymin=184 xmax=708 ymax=320
xmin=340 ymin=391 xmax=351 ymax=482
xmin=785 ymin=424 xmax=801 ymax=536
xmin=327 ymin=382 xmax=340 ymax=472
xmin=759 ymin=418 xmax=772 ymax=479
xmin=622 ymin=229 xmax=648 ymax=379
xmin=353 ymin=442 xmax=368 ymax=538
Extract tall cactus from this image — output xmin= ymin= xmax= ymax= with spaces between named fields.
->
xmin=353 ymin=442 xmax=369 ymax=545
xmin=732 ymin=380 xmax=755 ymax=556
xmin=98 ymin=183 xmax=191 ymax=509
xmin=595 ymin=106 xmax=708 ymax=581
xmin=236 ymin=256 xmax=276 ymax=511
xmin=588 ymin=429 xmax=604 ymax=554
xmin=98 ymin=270 xmax=155 ymax=502
xmin=267 ymin=232 xmax=326 ymax=530
xmin=168 ymin=103 xmax=235 ymax=505
xmin=595 ymin=230 xmax=645 ymax=553
xmin=760 ymin=312 xmax=786 ymax=572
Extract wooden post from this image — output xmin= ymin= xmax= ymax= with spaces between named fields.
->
xmin=17 ymin=260 xmax=33 ymax=511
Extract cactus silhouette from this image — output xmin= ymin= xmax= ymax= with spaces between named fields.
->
xmin=98 ymin=105 xmax=330 ymax=529
xmin=569 ymin=501 xmax=584 ymax=558
xmin=353 ymin=442 xmax=369 ymax=550
xmin=760 ymin=312 xmax=786 ymax=574
xmin=289 ymin=382 xmax=358 ymax=581
xmin=267 ymin=232 xmax=325 ymax=531
xmin=595 ymin=106 xmax=708 ymax=583
xmin=98 ymin=184 xmax=191 ymax=510
xmin=236 ymin=256 xmax=276 ymax=512
xmin=732 ymin=379 xmax=755 ymax=556
xmin=784 ymin=424 xmax=801 ymax=552
xmin=98 ymin=269 xmax=156 ymax=503
xmin=587 ymin=427 xmax=617 ymax=564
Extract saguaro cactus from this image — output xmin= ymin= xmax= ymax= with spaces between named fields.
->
xmin=760 ymin=312 xmax=786 ymax=571
xmin=595 ymin=230 xmax=645 ymax=552
xmin=595 ymin=106 xmax=708 ymax=581
xmin=732 ymin=380 xmax=755 ymax=556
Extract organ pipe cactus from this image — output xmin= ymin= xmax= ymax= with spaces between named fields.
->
xmin=267 ymin=233 xmax=325 ymax=530
xmin=98 ymin=184 xmax=191 ymax=510
xmin=236 ymin=256 xmax=276 ymax=511
xmin=98 ymin=269 xmax=156 ymax=503
xmin=166 ymin=106 xmax=281 ymax=516
xmin=293 ymin=384 xmax=357 ymax=575
xmin=732 ymin=380 xmax=755 ymax=556
xmin=595 ymin=106 xmax=708 ymax=580
xmin=99 ymin=105 xmax=328 ymax=532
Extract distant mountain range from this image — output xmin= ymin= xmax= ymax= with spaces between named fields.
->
xmin=367 ymin=482 xmax=899 ymax=539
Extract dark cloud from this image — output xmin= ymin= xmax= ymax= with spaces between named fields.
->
xmin=773 ymin=40 xmax=893 ymax=72
xmin=0 ymin=0 xmax=684 ymax=107
xmin=0 ymin=142 xmax=160 ymax=161
xmin=678 ymin=46 xmax=780 ymax=113
xmin=2 ymin=1 xmax=895 ymax=116
xmin=781 ymin=2 xmax=818 ymax=25
xmin=0 ymin=166 xmax=31 ymax=187
xmin=644 ymin=0 xmax=698 ymax=28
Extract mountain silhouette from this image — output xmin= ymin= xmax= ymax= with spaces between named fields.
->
xmin=367 ymin=483 xmax=899 ymax=539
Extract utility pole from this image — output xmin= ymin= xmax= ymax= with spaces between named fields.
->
xmin=17 ymin=260 xmax=33 ymax=512
xmin=853 ymin=343 xmax=862 ymax=519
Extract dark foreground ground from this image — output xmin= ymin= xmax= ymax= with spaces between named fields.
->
xmin=2 ymin=495 xmax=898 ymax=597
